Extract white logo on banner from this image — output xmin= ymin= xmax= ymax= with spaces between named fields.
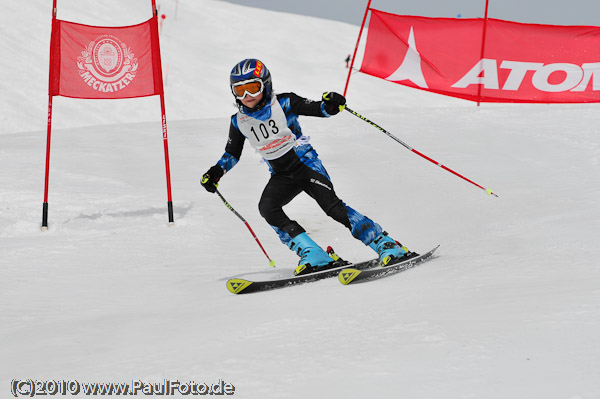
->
xmin=385 ymin=26 xmax=428 ymax=88
xmin=77 ymin=35 xmax=139 ymax=93
xmin=452 ymin=59 xmax=600 ymax=92
xmin=383 ymin=26 xmax=600 ymax=94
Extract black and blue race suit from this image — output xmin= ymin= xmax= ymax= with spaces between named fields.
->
xmin=214 ymin=92 xmax=383 ymax=246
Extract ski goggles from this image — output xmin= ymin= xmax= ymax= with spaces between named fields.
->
xmin=231 ymin=78 xmax=264 ymax=100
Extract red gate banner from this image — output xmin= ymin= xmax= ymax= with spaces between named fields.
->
xmin=42 ymin=1 xmax=174 ymax=230
xmin=360 ymin=9 xmax=600 ymax=103
xmin=49 ymin=18 xmax=163 ymax=99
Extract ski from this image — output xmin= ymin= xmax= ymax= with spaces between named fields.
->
xmin=227 ymin=257 xmax=380 ymax=295
xmin=338 ymin=245 xmax=440 ymax=285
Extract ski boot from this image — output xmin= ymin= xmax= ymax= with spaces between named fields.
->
xmin=369 ymin=231 xmax=418 ymax=266
xmin=289 ymin=233 xmax=338 ymax=276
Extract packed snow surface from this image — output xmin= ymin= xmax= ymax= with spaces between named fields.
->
xmin=1 ymin=1 xmax=599 ymax=398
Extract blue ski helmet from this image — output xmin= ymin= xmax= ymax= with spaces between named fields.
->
xmin=230 ymin=59 xmax=272 ymax=111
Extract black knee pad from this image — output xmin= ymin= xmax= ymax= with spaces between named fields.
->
xmin=258 ymin=198 xmax=305 ymax=238
xmin=324 ymin=200 xmax=351 ymax=230
xmin=258 ymin=196 xmax=280 ymax=224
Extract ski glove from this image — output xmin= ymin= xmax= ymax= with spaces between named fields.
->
xmin=322 ymin=91 xmax=346 ymax=115
xmin=201 ymin=165 xmax=224 ymax=193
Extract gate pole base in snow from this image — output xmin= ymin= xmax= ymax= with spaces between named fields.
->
xmin=41 ymin=202 xmax=49 ymax=231
xmin=167 ymin=200 xmax=174 ymax=226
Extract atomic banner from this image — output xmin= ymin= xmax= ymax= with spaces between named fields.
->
xmin=49 ymin=18 xmax=163 ymax=99
xmin=360 ymin=9 xmax=600 ymax=103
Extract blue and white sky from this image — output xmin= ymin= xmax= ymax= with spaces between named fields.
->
xmin=221 ymin=0 xmax=599 ymax=26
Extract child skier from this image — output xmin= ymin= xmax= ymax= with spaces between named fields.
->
xmin=201 ymin=59 xmax=416 ymax=275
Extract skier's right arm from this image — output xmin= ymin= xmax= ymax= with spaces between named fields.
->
xmin=201 ymin=117 xmax=245 ymax=193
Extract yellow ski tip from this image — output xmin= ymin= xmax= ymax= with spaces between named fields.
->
xmin=269 ymin=260 xmax=276 ymax=267
xmin=338 ymin=269 xmax=361 ymax=285
xmin=227 ymin=278 xmax=252 ymax=294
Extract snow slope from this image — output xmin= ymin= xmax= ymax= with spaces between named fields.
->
xmin=1 ymin=1 xmax=600 ymax=398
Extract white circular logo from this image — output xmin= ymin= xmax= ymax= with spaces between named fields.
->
xmin=94 ymin=38 xmax=123 ymax=76
xmin=77 ymin=35 xmax=139 ymax=93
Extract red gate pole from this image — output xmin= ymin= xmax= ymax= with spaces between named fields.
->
xmin=477 ymin=0 xmax=490 ymax=106
xmin=42 ymin=97 xmax=53 ymax=231
xmin=151 ymin=0 xmax=174 ymax=225
xmin=160 ymin=94 xmax=174 ymax=225
xmin=343 ymin=0 xmax=372 ymax=97
xmin=42 ymin=0 xmax=58 ymax=231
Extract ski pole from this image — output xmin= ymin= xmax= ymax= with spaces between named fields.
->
xmin=345 ymin=106 xmax=498 ymax=197
xmin=214 ymin=188 xmax=276 ymax=267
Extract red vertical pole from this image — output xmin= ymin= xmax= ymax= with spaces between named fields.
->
xmin=42 ymin=0 xmax=58 ymax=231
xmin=42 ymin=97 xmax=53 ymax=230
xmin=343 ymin=0 xmax=372 ymax=97
xmin=160 ymin=94 xmax=174 ymax=225
xmin=152 ymin=0 xmax=174 ymax=225
xmin=477 ymin=0 xmax=490 ymax=106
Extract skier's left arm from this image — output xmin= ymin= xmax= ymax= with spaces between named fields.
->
xmin=285 ymin=92 xmax=346 ymax=118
